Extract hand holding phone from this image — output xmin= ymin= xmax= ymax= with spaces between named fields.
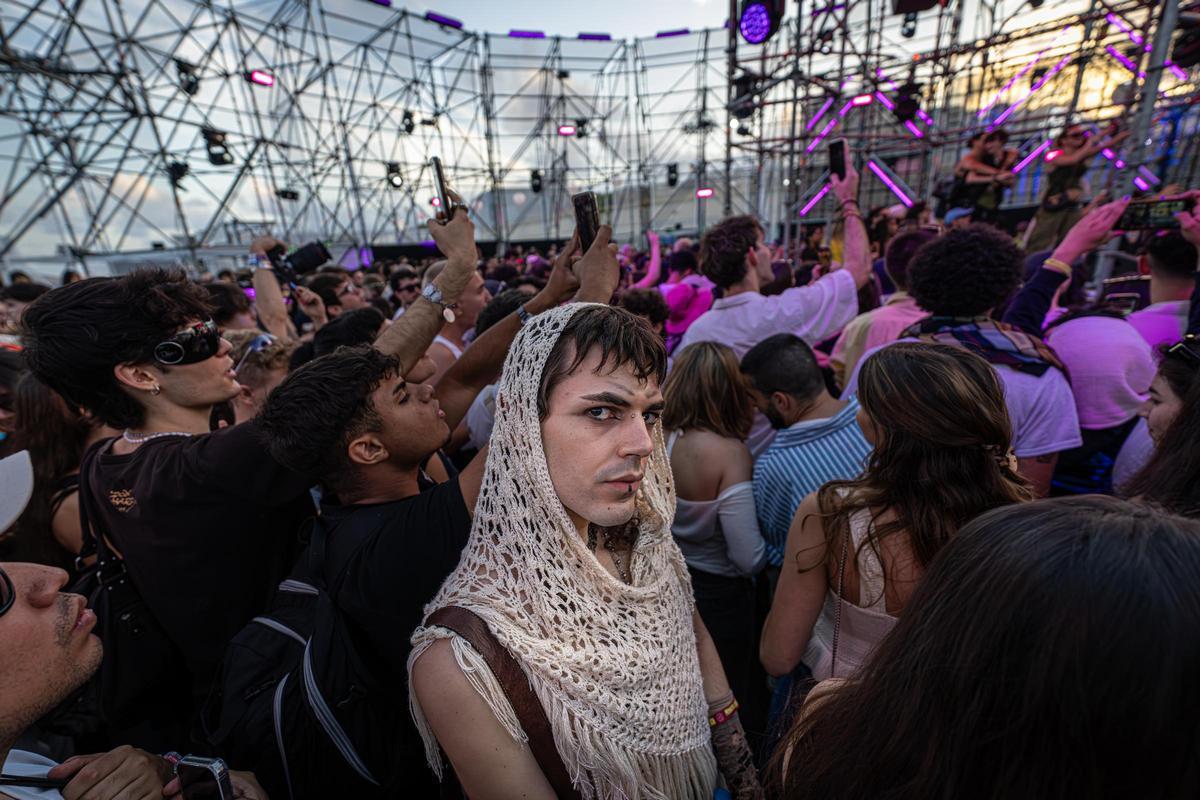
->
xmin=1115 ymin=196 xmax=1197 ymax=231
xmin=828 ymin=138 xmax=848 ymax=181
xmin=431 ymin=156 xmax=454 ymax=220
xmin=572 ymin=192 xmax=601 ymax=254
xmin=176 ymin=756 xmax=234 ymax=799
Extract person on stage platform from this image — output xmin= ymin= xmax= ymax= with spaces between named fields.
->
xmin=1024 ymin=121 xmax=1130 ymax=253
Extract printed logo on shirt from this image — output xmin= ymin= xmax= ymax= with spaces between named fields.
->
xmin=108 ymin=488 xmax=136 ymax=513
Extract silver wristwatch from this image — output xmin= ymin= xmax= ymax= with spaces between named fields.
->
xmin=421 ymin=282 xmax=457 ymax=323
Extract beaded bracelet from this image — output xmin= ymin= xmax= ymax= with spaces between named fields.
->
xmin=709 ymin=698 xmax=740 ymax=727
xmin=1042 ymin=257 xmax=1073 ymax=277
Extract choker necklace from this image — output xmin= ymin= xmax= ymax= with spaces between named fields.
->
xmin=122 ymin=429 xmax=194 ymax=444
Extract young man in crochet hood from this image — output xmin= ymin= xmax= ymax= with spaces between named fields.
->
xmin=410 ymin=301 xmax=763 ymax=799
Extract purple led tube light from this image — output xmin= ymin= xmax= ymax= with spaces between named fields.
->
xmin=799 ymin=184 xmax=831 ymax=217
xmin=425 ymin=11 xmax=463 ymax=28
xmin=1012 ymin=141 xmax=1051 ymax=173
xmin=867 ymin=160 xmax=913 ymax=207
xmin=805 ymin=97 xmax=835 ymax=131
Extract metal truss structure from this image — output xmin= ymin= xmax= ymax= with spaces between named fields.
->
xmin=0 ymin=0 xmax=1195 ymax=276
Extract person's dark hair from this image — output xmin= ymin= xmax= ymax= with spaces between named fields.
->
xmin=203 ymin=282 xmax=252 ymax=327
xmin=619 ymin=288 xmax=670 ymax=330
xmin=487 ymin=264 xmax=520 ymax=283
xmin=259 ymin=345 xmax=399 ymax=492
xmin=510 ymin=275 xmax=545 ymax=292
xmin=537 ymin=305 xmax=668 ymax=420
xmin=0 ymin=349 xmax=23 ymax=391
xmin=307 ymin=273 xmax=348 ymax=310
xmin=10 ymin=373 xmax=92 ymax=572
xmin=699 ymin=215 xmax=762 ymax=290
xmin=288 ymin=340 xmax=315 ymax=372
xmin=665 ymin=249 xmax=698 ymax=277
xmin=816 ymin=342 xmax=1030 ymax=573
xmin=907 ymin=224 xmax=1023 ymax=317
xmin=1122 ymin=343 xmax=1200 ymax=516
xmin=60 ymin=270 xmax=81 ymax=286
xmin=882 ymin=228 xmax=937 ymax=291
xmin=986 ymin=127 xmax=1010 ymax=144
xmin=387 ymin=267 xmax=419 ymax=294
xmin=740 ymin=333 xmax=826 ymax=405
xmin=1144 ymin=231 xmax=1198 ymax=280
xmin=663 ymin=342 xmax=753 ymax=440
xmin=1 ymin=283 xmax=51 ymax=304
xmin=771 ymin=496 xmax=1200 ymax=800
xmin=21 ymin=269 xmax=213 ymax=428
xmin=7 ymin=270 xmax=32 ymax=285
xmin=312 ymin=307 xmax=386 ymax=358
xmin=474 ymin=289 xmax=527 ymax=338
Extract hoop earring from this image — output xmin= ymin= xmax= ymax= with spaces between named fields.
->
xmin=150 ymin=384 xmax=162 ymax=396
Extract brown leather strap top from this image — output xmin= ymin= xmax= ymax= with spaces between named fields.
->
xmin=426 ymin=605 xmax=582 ymax=800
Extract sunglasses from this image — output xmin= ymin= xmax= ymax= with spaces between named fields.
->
xmin=396 ymin=283 xmax=420 ymax=293
xmin=338 ymin=283 xmax=361 ymax=297
xmin=0 ymin=566 xmax=13 ymax=618
xmin=1166 ymin=335 xmax=1200 ymax=367
xmin=154 ymin=319 xmax=221 ymax=366
xmin=234 ymin=333 xmax=277 ymax=374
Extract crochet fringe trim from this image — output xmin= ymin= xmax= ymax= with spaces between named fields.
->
xmin=409 ymin=630 xmax=718 ymax=800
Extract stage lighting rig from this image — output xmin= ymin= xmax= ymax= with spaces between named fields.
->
xmin=166 ymin=161 xmax=189 ymax=187
xmin=531 ymin=169 xmax=543 ymax=193
xmin=575 ymin=119 xmax=589 ymax=138
xmin=901 ymin=12 xmax=918 ymax=38
xmin=275 ymin=188 xmax=299 ymax=201
xmin=202 ymin=128 xmax=233 ymax=165
xmin=386 ymin=162 xmax=403 ymax=189
xmin=738 ymin=0 xmax=784 ymax=45
xmin=893 ymin=80 xmax=922 ymax=124
xmin=402 ymin=110 xmax=415 ymax=135
xmin=730 ymin=70 xmax=763 ymax=120
xmin=667 ymin=163 xmax=679 ymax=187
xmin=175 ymin=59 xmax=199 ymax=96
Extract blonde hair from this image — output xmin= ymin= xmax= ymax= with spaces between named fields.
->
xmin=663 ymin=341 xmax=754 ymax=440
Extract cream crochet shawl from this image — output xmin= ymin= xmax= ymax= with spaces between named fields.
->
xmin=409 ymin=303 xmax=718 ymax=800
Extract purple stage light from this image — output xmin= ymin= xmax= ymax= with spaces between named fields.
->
xmin=578 ymin=32 xmax=612 ymax=41
xmin=874 ymin=92 xmax=894 ymax=110
xmin=806 ymin=117 xmax=840 ymax=153
xmin=806 ymin=97 xmax=835 ymax=131
xmin=1134 ymin=176 xmax=1150 ymax=192
xmin=1012 ymin=141 xmax=1050 ymax=173
xmin=1106 ymin=45 xmax=1144 ymax=78
xmin=1138 ymin=166 xmax=1160 ymax=185
xmin=656 ymin=28 xmax=690 ymax=38
xmin=1107 ymin=12 xmax=1188 ymax=82
xmin=509 ymin=29 xmax=545 ymax=38
xmin=904 ymin=120 xmax=924 ymax=139
xmin=1102 ymin=147 xmax=1116 ymax=159
xmin=557 ymin=124 xmax=577 ymax=136
xmin=867 ymin=160 xmax=913 ymax=208
xmin=696 ymin=188 xmax=715 ymax=199
xmin=1115 ymin=159 xmax=1126 ymax=169
xmin=1045 ymin=149 xmax=1062 ymax=162
xmin=739 ymin=2 xmax=772 ymax=44
xmin=799 ymin=184 xmax=830 ymax=217
xmin=990 ymin=53 xmax=1070 ymax=128
xmin=838 ymin=100 xmax=856 ymax=117
xmin=1169 ymin=64 xmax=1188 ymax=80
xmin=246 ymin=69 xmax=275 ymax=87
xmin=851 ymin=93 xmax=873 ymax=106
xmin=425 ymin=11 xmax=463 ymax=29
xmin=431 ymin=197 xmax=442 ymax=206
xmin=367 ymin=0 xmax=391 ymax=6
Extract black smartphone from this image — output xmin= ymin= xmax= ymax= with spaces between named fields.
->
xmin=177 ymin=756 xmax=234 ymax=800
xmin=431 ymin=156 xmax=452 ymax=218
xmin=1115 ymin=197 xmax=1196 ymax=231
xmin=828 ymin=137 xmax=848 ymax=180
xmin=572 ymin=191 xmax=601 ymax=253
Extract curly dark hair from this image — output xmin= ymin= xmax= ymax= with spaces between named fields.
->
xmin=619 ymin=288 xmax=670 ymax=329
xmin=203 ymin=282 xmax=252 ymax=327
xmin=907 ymin=224 xmax=1023 ymax=317
xmin=699 ymin=214 xmax=762 ymax=290
xmin=475 ymin=288 xmax=528 ymax=337
xmin=258 ymin=345 xmax=399 ymax=492
xmin=21 ymin=269 xmax=213 ymax=429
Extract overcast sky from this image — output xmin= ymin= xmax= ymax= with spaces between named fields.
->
xmin=409 ymin=0 xmax=730 ymax=40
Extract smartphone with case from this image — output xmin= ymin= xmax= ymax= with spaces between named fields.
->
xmin=572 ymin=191 xmax=601 ymax=253
xmin=430 ymin=156 xmax=453 ymax=218
xmin=177 ymin=756 xmax=234 ymax=800
xmin=828 ymin=138 xmax=848 ymax=180
xmin=1115 ymin=197 xmax=1196 ymax=231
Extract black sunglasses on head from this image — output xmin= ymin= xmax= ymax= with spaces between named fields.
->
xmin=154 ymin=319 xmax=221 ymax=366
xmin=1166 ymin=335 xmax=1200 ymax=367
xmin=0 ymin=566 xmax=13 ymax=618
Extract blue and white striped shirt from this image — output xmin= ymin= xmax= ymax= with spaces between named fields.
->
xmin=753 ymin=398 xmax=872 ymax=566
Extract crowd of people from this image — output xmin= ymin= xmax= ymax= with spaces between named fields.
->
xmin=0 ymin=132 xmax=1199 ymax=800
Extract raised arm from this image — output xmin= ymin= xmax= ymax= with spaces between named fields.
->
xmin=373 ymin=194 xmax=477 ymax=375
xmin=250 ymin=236 xmax=295 ymax=341
xmin=630 ymin=229 xmax=662 ymax=289
xmin=829 ymin=151 xmax=871 ymax=289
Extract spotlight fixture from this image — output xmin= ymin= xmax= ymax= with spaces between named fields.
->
xmin=575 ymin=119 xmax=589 ymax=138
xmin=275 ymin=188 xmax=299 ymax=201
xmin=202 ymin=128 xmax=233 ymax=166
xmin=244 ymin=69 xmax=275 ymax=87
xmin=401 ymin=110 xmax=415 ymax=135
xmin=556 ymin=69 xmax=570 ymax=80
xmin=731 ymin=70 xmax=762 ymax=120
xmin=175 ymin=59 xmax=199 ymax=96
xmin=557 ymin=124 xmax=577 ymax=137
xmin=901 ymin=12 xmax=917 ymax=38
xmin=695 ymin=188 xmax=715 ymax=199
xmin=386 ymin=162 xmax=403 ymax=189
xmin=667 ymin=163 xmax=679 ymax=187
xmin=738 ymin=0 xmax=784 ymax=45
xmin=893 ymin=81 xmax=921 ymax=123
xmin=166 ymin=161 xmax=189 ymax=187
xmin=531 ymin=169 xmax=543 ymax=193
xmin=736 ymin=123 xmax=753 ymax=136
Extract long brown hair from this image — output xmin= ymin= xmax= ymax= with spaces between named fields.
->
xmin=662 ymin=341 xmax=754 ymax=440
xmin=816 ymin=342 xmax=1031 ymax=573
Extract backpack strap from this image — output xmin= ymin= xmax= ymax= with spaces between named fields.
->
xmin=426 ymin=606 xmax=582 ymax=800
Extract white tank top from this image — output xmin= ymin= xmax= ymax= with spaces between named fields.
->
xmin=432 ymin=334 xmax=463 ymax=360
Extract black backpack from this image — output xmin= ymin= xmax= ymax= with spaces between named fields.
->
xmin=201 ymin=514 xmax=414 ymax=799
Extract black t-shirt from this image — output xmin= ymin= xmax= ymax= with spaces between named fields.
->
xmin=309 ymin=477 xmax=472 ymax=792
xmin=83 ymin=421 xmax=316 ymax=705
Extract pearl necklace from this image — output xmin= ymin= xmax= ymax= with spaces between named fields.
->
xmin=122 ymin=429 xmax=194 ymax=444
